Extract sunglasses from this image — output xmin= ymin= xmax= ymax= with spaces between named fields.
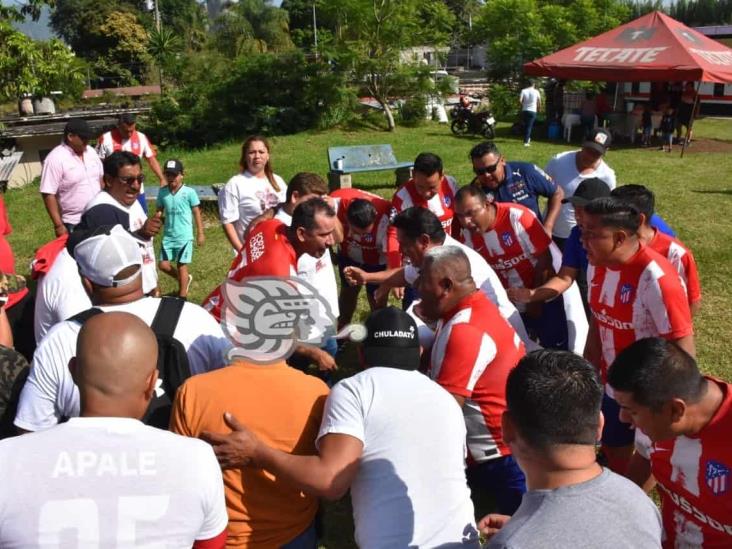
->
xmin=474 ymin=158 xmax=502 ymax=175
xmin=117 ymin=175 xmax=145 ymax=185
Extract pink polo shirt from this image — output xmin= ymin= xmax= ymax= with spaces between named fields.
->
xmin=40 ymin=142 xmax=103 ymax=225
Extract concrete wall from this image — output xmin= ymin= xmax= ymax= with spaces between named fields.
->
xmin=8 ymin=134 xmax=62 ymax=189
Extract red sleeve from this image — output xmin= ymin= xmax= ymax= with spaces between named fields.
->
xmin=654 ymin=271 xmax=694 ymax=340
xmin=520 ymin=209 xmax=552 ymax=256
xmin=0 ymin=196 xmax=11 ymax=236
xmin=193 ymin=529 xmax=227 ymax=549
xmin=683 ymin=251 xmax=702 ymax=305
xmin=386 ymin=197 xmax=402 ymax=269
xmin=243 ymin=223 xmax=293 ymax=277
xmin=435 ymin=324 xmax=497 ymax=397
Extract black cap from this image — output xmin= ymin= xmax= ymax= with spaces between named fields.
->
xmin=562 ymin=177 xmax=612 ymax=207
xmin=64 ymin=119 xmax=94 ymax=140
xmin=362 ymin=307 xmax=420 ymax=370
xmin=582 ymin=128 xmax=611 ymax=155
xmin=163 ymin=159 xmax=184 ymax=175
xmin=118 ymin=112 xmax=137 ymax=124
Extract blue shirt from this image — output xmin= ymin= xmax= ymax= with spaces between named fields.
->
xmin=156 ymin=185 xmax=200 ymax=243
xmin=481 ymin=161 xmax=558 ymax=221
xmin=561 ymin=214 xmax=676 ymax=272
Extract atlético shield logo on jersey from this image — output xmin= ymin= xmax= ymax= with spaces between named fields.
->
xmin=706 ymin=461 xmax=729 ymax=495
xmin=501 ymin=232 xmax=514 ymax=247
xmin=443 ymin=195 xmax=452 ymax=207
xmin=619 ymin=283 xmax=634 ymax=304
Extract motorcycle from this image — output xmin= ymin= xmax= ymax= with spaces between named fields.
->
xmin=450 ymin=106 xmax=496 ymax=139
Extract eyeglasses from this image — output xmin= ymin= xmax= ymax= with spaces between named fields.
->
xmin=474 ymin=158 xmax=502 ymax=175
xmin=117 ymin=175 xmax=145 ymax=186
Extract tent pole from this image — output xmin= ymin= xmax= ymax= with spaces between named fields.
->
xmin=613 ymin=83 xmax=620 ymax=111
xmin=680 ymin=81 xmax=701 ymax=159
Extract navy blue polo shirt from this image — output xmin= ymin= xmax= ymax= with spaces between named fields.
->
xmin=481 ymin=161 xmax=558 ymax=220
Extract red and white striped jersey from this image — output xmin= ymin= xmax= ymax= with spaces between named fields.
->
xmin=640 ymin=379 xmax=732 ymax=548
xmin=331 ymin=188 xmax=390 ymax=266
xmin=386 ymin=175 xmax=459 ymax=268
xmin=648 ymin=229 xmax=702 ymax=308
xmin=202 ymin=219 xmax=297 ymax=321
xmin=461 ymin=202 xmax=552 ymax=290
xmin=587 ymin=245 xmax=693 ymax=379
xmin=430 ymin=292 xmax=525 ymax=463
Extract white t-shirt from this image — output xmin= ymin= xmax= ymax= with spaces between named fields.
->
xmin=403 ymin=236 xmax=536 ymax=351
xmin=317 ymin=367 xmax=480 ymax=549
xmin=83 ymin=192 xmax=158 ymax=293
xmin=15 ymin=297 xmax=232 ymax=432
xmin=0 ymin=417 xmax=228 ymax=547
xmin=218 ymin=171 xmax=287 ymax=243
xmin=545 ymin=150 xmax=617 ymax=238
xmin=34 ymin=249 xmax=91 ymax=344
xmin=275 ymin=207 xmax=340 ymax=320
xmin=520 ymin=86 xmax=541 ymax=112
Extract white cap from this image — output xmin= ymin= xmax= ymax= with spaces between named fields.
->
xmin=73 ymin=225 xmax=142 ymax=288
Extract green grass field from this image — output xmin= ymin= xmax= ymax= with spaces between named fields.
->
xmin=5 ymin=118 xmax=732 ymax=546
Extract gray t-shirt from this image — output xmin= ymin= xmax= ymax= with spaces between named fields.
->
xmin=486 ymin=468 xmax=662 ymax=549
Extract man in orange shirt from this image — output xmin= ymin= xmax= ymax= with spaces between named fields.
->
xmin=170 ymin=359 xmax=329 ymax=548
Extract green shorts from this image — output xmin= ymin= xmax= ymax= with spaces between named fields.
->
xmin=160 ymin=240 xmax=193 ymax=265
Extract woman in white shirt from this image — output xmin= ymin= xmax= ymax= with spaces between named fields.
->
xmin=218 ymin=136 xmax=287 ymax=251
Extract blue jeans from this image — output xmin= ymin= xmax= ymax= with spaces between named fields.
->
xmin=522 ymin=110 xmax=537 ymax=144
xmin=281 ymin=522 xmax=317 ymax=549
xmin=468 ymin=454 xmax=526 ymax=515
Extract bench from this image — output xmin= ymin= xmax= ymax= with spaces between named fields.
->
xmin=144 ymin=185 xmax=219 ymax=202
xmin=327 ymin=145 xmax=413 ymax=190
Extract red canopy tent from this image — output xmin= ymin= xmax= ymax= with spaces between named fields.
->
xmin=523 ymin=11 xmax=732 ymax=83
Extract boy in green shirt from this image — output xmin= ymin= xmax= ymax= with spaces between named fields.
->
xmin=156 ymin=159 xmax=205 ymax=298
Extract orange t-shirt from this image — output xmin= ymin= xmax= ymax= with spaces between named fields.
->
xmin=170 ymin=361 xmax=329 ymax=548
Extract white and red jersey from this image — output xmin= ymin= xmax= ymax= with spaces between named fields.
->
xmin=649 ymin=229 xmax=702 ymax=309
xmin=331 ymin=188 xmax=390 ymax=266
xmin=96 ymin=128 xmax=155 ymax=159
xmin=386 ymin=175 xmax=459 ymax=268
xmin=430 ymin=292 xmax=525 ymax=463
xmin=587 ymin=245 xmax=693 ymax=380
xmin=637 ymin=379 xmax=732 ymax=548
xmin=461 ymin=202 xmax=552 ymax=290
xmin=202 ymin=220 xmax=297 ymax=321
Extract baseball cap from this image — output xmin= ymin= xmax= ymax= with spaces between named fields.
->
xmin=562 ymin=177 xmax=612 ymax=207
xmin=72 ymin=225 xmax=142 ymax=288
xmin=64 ymin=119 xmax=94 ymax=140
xmin=163 ymin=159 xmax=184 ymax=175
xmin=582 ymin=128 xmax=612 ymax=155
xmin=362 ymin=307 xmax=420 ymax=370
xmin=118 ymin=112 xmax=137 ymax=124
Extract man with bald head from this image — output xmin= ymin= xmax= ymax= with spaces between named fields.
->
xmin=0 ymin=312 xmax=228 ymax=547
xmin=418 ymin=246 xmax=527 ymax=515
xmin=15 ymin=224 xmax=231 ymax=433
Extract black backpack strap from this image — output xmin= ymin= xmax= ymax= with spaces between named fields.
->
xmin=67 ymin=307 xmax=105 ymax=325
xmin=150 ymin=297 xmax=185 ymax=339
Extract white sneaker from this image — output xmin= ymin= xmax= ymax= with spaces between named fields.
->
xmin=524 ymin=142 xmax=530 ymax=147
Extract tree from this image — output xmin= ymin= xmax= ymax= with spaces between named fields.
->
xmin=0 ymin=0 xmax=53 ymax=23
xmin=50 ymin=0 xmax=151 ymax=86
xmin=148 ymin=26 xmax=183 ymax=93
xmin=210 ymin=0 xmax=294 ymax=57
xmin=472 ymin=0 xmax=630 ymax=80
xmin=321 ymin=0 xmax=456 ymax=131
xmin=0 ymin=21 xmax=86 ymax=101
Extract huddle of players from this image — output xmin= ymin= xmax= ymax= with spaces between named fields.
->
xmin=203 ymin=139 xmax=716 ymax=547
